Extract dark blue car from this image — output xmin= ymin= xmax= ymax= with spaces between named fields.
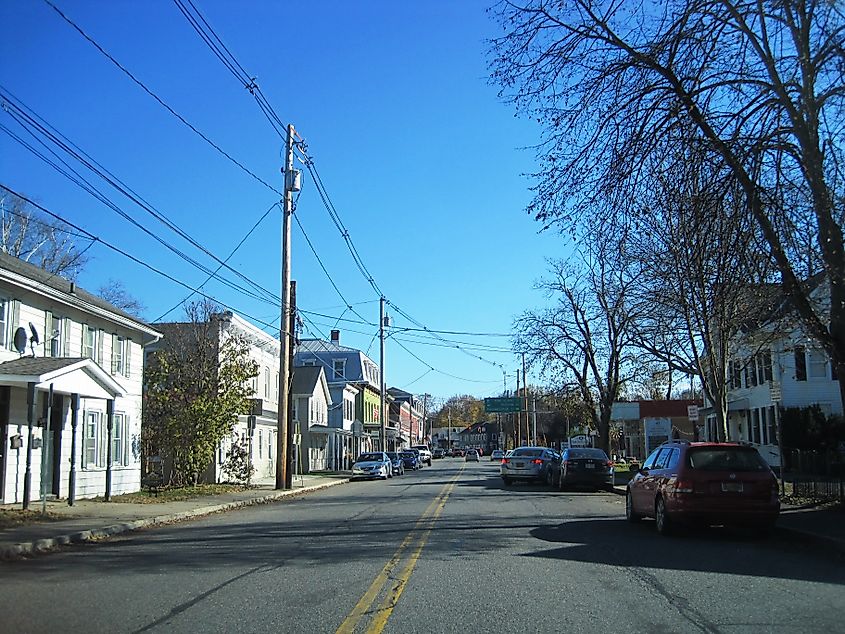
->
xmin=399 ymin=451 xmax=420 ymax=471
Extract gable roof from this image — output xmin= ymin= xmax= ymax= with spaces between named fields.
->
xmin=291 ymin=365 xmax=325 ymax=395
xmin=0 ymin=251 xmax=160 ymax=338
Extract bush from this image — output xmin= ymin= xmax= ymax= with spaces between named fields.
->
xmin=222 ymin=436 xmax=255 ymax=485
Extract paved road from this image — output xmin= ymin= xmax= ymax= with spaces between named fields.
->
xmin=1 ymin=459 xmax=843 ymax=633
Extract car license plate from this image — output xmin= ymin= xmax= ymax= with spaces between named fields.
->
xmin=585 ymin=463 xmax=595 ymax=469
xmin=721 ymin=482 xmax=743 ymax=492
xmin=514 ymin=461 xmax=525 ymax=468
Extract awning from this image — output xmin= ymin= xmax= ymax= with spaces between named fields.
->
xmin=727 ymin=399 xmax=749 ymax=412
xmin=309 ymin=424 xmax=352 ymax=436
xmin=0 ymin=356 xmax=123 ymax=399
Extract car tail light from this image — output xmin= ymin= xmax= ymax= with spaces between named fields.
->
xmin=670 ymin=479 xmax=695 ymax=494
xmin=531 ymin=459 xmax=543 ymax=465
xmin=605 ymin=460 xmax=614 ymax=468
xmin=502 ymin=458 xmax=510 ymax=464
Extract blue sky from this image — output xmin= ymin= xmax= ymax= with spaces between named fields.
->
xmin=0 ymin=0 xmax=565 ymax=401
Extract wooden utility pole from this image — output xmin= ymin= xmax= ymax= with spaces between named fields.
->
xmin=276 ymin=123 xmax=296 ymax=490
xmin=285 ymin=280 xmax=296 ymax=489
xmin=379 ymin=297 xmax=387 ymax=452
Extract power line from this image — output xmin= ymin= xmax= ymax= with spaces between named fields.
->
xmin=1 ymin=86 xmax=282 ymax=306
xmin=0 ymin=184 xmax=291 ymax=336
xmin=42 ymin=0 xmax=283 ymax=197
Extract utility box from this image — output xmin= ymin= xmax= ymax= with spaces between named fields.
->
xmin=9 ymin=434 xmax=22 ymax=450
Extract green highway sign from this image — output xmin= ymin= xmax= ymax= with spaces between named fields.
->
xmin=484 ymin=397 xmax=522 ymax=413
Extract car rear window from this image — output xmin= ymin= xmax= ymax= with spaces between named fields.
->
xmin=400 ymin=452 xmax=413 ymax=458
xmin=357 ymin=453 xmax=382 ymax=462
xmin=567 ymin=449 xmax=608 ymax=460
xmin=511 ymin=448 xmax=543 ymax=457
xmin=687 ymin=448 xmax=769 ymax=471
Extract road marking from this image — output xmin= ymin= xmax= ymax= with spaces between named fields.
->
xmin=365 ymin=483 xmax=452 ymax=633
xmin=335 ymin=468 xmax=463 ymax=634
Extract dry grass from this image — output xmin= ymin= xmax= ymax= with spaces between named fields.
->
xmin=103 ymin=483 xmax=253 ymax=504
xmin=0 ymin=509 xmax=62 ymax=530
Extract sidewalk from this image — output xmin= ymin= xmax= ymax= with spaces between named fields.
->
xmin=0 ymin=474 xmax=349 ymax=560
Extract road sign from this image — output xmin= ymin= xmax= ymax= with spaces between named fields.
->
xmin=687 ymin=405 xmax=699 ymax=421
xmin=484 ymin=397 xmax=522 ymax=413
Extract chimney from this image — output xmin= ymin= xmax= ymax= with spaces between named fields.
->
xmin=330 ymin=329 xmax=340 ymax=345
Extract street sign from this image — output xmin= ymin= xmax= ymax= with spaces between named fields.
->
xmin=769 ymin=382 xmax=782 ymax=402
xmin=484 ymin=397 xmax=522 ymax=413
xmin=687 ymin=405 xmax=699 ymax=421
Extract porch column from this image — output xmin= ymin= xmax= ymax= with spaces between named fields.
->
xmin=68 ymin=393 xmax=79 ymax=506
xmin=105 ymin=399 xmax=114 ymax=501
xmin=22 ymin=382 xmax=36 ymax=510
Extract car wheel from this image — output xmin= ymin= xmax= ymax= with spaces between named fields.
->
xmin=626 ymin=490 xmax=642 ymax=523
xmin=655 ymin=496 xmax=672 ymax=535
xmin=544 ymin=469 xmax=554 ymax=486
xmin=557 ymin=471 xmax=566 ymax=492
xmin=502 ymin=477 xmax=511 ymax=486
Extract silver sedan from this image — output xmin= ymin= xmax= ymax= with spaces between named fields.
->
xmin=501 ymin=447 xmax=561 ymax=486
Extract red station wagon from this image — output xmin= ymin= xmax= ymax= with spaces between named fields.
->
xmin=626 ymin=441 xmax=780 ymax=536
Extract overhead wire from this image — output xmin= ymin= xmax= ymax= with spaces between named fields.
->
xmin=0 ymin=92 xmax=280 ymax=306
xmin=0 ymin=184 xmax=293 ymax=336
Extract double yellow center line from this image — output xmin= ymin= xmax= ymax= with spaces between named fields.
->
xmin=335 ymin=467 xmax=464 ymax=634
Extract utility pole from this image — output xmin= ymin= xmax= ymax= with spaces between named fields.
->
xmin=285 ymin=280 xmax=297 ymax=489
xmin=532 ymin=396 xmax=538 ymax=447
xmin=276 ymin=123 xmax=298 ymax=490
xmin=522 ymin=352 xmax=528 ymax=445
xmin=516 ymin=369 xmax=522 ymax=447
xmin=379 ymin=296 xmax=387 ymax=452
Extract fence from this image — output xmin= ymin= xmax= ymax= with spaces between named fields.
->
xmin=783 ymin=448 xmax=845 ymax=501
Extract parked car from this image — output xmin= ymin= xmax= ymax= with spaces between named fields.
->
xmin=411 ymin=444 xmax=433 ymax=466
xmin=500 ymin=447 xmax=561 ymax=486
xmin=490 ymin=450 xmax=505 ymax=461
xmin=399 ymin=451 xmax=420 ymax=471
xmin=385 ymin=452 xmax=405 ymax=476
xmin=351 ymin=452 xmax=392 ymax=480
xmin=405 ymin=448 xmax=423 ymax=467
xmin=556 ymin=447 xmax=615 ymax=491
xmin=451 ymin=448 xmax=465 ymax=457
xmin=465 ymin=449 xmax=480 ymax=462
xmin=626 ymin=441 xmax=780 ymax=536
xmin=433 ymin=448 xmax=446 ymax=459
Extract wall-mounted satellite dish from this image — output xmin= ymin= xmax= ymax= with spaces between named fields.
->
xmin=13 ymin=327 xmax=27 ymax=355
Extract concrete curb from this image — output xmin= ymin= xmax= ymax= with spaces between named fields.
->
xmin=1 ymin=478 xmax=349 ymax=561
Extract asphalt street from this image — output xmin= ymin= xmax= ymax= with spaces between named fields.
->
xmin=1 ymin=459 xmax=843 ymax=634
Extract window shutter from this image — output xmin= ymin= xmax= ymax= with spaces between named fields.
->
xmin=81 ymin=324 xmax=88 ymax=358
xmin=125 ymin=338 xmax=132 ymax=378
xmin=44 ymin=312 xmax=53 ymax=357
xmin=98 ymin=329 xmax=105 ymax=365
xmin=63 ymin=318 xmax=71 ymax=356
xmin=8 ymin=299 xmax=20 ymax=351
xmin=111 ymin=333 xmax=119 ymax=374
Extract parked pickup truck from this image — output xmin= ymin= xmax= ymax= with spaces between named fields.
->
xmin=411 ymin=444 xmax=433 ymax=466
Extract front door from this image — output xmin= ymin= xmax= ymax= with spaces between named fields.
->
xmin=0 ymin=387 xmax=10 ymax=503
xmin=40 ymin=391 xmax=64 ymax=498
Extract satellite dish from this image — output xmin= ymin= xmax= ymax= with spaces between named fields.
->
xmin=13 ymin=327 xmax=27 ymax=354
xmin=29 ymin=322 xmax=40 ymax=345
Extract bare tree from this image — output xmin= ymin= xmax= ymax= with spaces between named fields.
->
xmin=490 ymin=0 xmax=845 ymax=410
xmin=514 ymin=237 xmax=640 ymax=453
xmin=96 ymin=279 xmax=147 ymax=318
xmin=0 ymin=186 xmax=91 ymax=278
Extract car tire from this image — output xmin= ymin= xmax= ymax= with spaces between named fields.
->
xmin=502 ymin=477 xmax=511 ymax=486
xmin=655 ymin=496 xmax=672 ymax=535
xmin=557 ymin=471 xmax=566 ymax=492
xmin=544 ymin=469 xmax=554 ymax=486
xmin=626 ymin=490 xmax=642 ymax=523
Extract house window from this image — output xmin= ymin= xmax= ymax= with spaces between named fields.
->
xmin=794 ymin=345 xmax=807 ymax=381
xmin=333 ymin=359 xmax=346 ymax=380
xmin=833 ymin=357 xmax=839 ymax=381
xmin=82 ymin=325 xmax=97 ymax=361
xmin=111 ymin=335 xmax=125 ymax=375
xmin=264 ymin=367 xmax=270 ymax=399
xmin=112 ymin=413 xmax=127 ymax=466
xmin=0 ymin=297 xmax=8 ymax=347
xmin=258 ymin=430 xmax=263 ymax=459
xmin=274 ymin=372 xmax=279 ymax=401
xmin=730 ymin=359 xmax=743 ymax=389
xmin=756 ymin=351 xmax=773 ymax=383
xmin=809 ymin=350 xmax=827 ymax=379
xmin=45 ymin=313 xmax=65 ymax=357
xmin=751 ymin=409 xmax=760 ymax=444
xmin=83 ymin=411 xmax=101 ymax=468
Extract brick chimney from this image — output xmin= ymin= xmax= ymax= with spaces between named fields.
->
xmin=330 ymin=329 xmax=340 ymax=345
